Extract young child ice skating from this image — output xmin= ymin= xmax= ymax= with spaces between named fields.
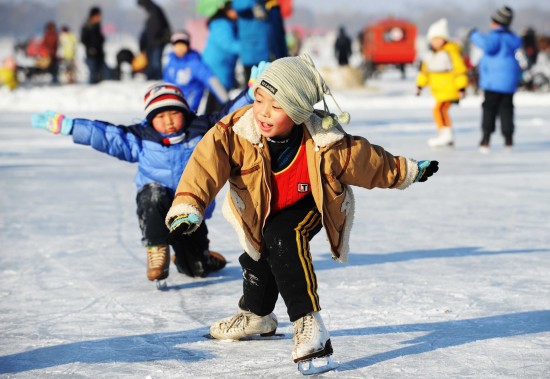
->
xmin=165 ymin=53 xmax=439 ymax=374
xmin=469 ymin=6 xmax=522 ymax=153
xmin=31 ymin=82 xmax=256 ymax=285
xmin=163 ymin=30 xmax=229 ymax=113
xmin=416 ymin=18 xmax=468 ymax=147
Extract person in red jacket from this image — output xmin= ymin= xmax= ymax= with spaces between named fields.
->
xmin=42 ymin=21 xmax=59 ymax=84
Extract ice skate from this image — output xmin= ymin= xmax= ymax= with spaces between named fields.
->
xmin=146 ymin=245 xmax=170 ymax=285
xmin=292 ymin=312 xmax=338 ymax=375
xmin=479 ymin=145 xmax=490 ymax=154
xmin=209 ymin=309 xmax=278 ymax=340
xmin=428 ymin=127 xmax=454 ymax=148
xmin=173 ymin=250 xmax=227 ymax=278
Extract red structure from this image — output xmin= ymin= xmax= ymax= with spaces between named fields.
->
xmin=361 ymin=18 xmax=417 ymax=78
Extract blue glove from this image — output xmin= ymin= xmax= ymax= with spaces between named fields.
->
xmin=415 ymin=160 xmax=439 ymax=183
xmin=167 ymin=213 xmax=201 ymax=244
xmin=32 ymin=110 xmax=73 ymax=135
xmin=247 ymin=61 xmax=269 ymax=99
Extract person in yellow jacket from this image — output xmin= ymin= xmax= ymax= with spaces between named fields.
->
xmin=165 ymin=53 xmax=439 ymax=374
xmin=59 ymin=26 xmax=78 ymax=83
xmin=0 ymin=56 xmax=18 ymax=90
xmin=416 ymin=18 xmax=468 ymax=147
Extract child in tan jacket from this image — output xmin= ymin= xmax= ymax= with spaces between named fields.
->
xmin=166 ymin=53 xmax=439 ymax=374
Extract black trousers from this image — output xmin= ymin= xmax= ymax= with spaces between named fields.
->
xmin=136 ymin=183 xmax=210 ymax=276
xmin=238 ymin=195 xmax=323 ymax=322
xmin=481 ymin=90 xmax=515 ymax=146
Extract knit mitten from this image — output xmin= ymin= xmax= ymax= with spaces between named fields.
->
xmin=32 ymin=110 xmax=74 ymax=135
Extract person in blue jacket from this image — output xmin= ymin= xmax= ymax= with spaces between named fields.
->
xmin=232 ymin=0 xmax=271 ymax=83
xmin=469 ymin=6 xmax=522 ymax=153
xmin=31 ymin=82 xmax=255 ymax=284
xmin=163 ymin=30 xmax=229 ymax=114
xmin=202 ymin=1 xmax=241 ymax=113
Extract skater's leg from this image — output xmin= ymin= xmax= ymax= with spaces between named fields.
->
xmin=428 ymin=101 xmax=453 ymax=147
xmin=481 ymin=90 xmax=499 ymax=147
xmin=262 ymin=195 xmax=322 ymax=322
xmin=239 ymin=253 xmax=279 ymax=317
xmin=136 ymin=182 xmax=172 ymax=246
xmin=499 ymin=92 xmax=515 ymax=146
xmin=136 ymin=182 xmax=173 ymax=281
xmin=209 ymin=253 xmax=278 ymax=339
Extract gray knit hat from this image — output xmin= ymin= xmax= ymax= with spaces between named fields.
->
xmin=252 ymin=53 xmax=350 ymax=128
xmin=491 ymin=6 xmax=513 ymax=27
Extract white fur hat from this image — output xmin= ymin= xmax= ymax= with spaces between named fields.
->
xmin=427 ymin=18 xmax=449 ymax=40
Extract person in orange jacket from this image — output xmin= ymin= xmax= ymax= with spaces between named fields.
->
xmin=416 ymin=18 xmax=468 ymax=147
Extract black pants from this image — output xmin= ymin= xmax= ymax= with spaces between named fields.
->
xmin=238 ymin=195 xmax=323 ymax=322
xmin=136 ymin=183 xmax=210 ymax=276
xmin=481 ymin=90 xmax=515 ymax=146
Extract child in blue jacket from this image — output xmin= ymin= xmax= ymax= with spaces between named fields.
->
xmin=469 ymin=6 xmax=522 ymax=152
xmin=32 ymin=82 xmax=254 ymax=284
xmin=163 ymin=30 xmax=229 ymax=113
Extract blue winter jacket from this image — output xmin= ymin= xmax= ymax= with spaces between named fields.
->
xmin=470 ymin=26 xmax=522 ymax=94
xmin=163 ymin=50 xmax=216 ymax=112
xmin=69 ymin=90 xmax=252 ymax=219
xmin=202 ymin=17 xmax=241 ymax=90
xmin=233 ymin=0 xmax=270 ymax=66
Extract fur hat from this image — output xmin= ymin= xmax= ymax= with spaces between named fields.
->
xmin=143 ymin=82 xmax=190 ymax=122
xmin=252 ymin=53 xmax=350 ymax=128
xmin=171 ymin=30 xmax=191 ymax=45
xmin=491 ymin=6 xmax=513 ymax=27
xmin=427 ymin=18 xmax=449 ymax=41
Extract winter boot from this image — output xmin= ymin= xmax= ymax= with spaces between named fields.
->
xmin=146 ymin=245 xmax=170 ymax=281
xmin=428 ymin=127 xmax=453 ymax=147
xmin=210 ymin=309 xmax=278 ymax=340
xmin=292 ymin=312 xmax=333 ymax=363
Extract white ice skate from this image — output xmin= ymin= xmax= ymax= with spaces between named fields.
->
xmin=428 ymin=127 xmax=454 ymax=148
xmin=292 ymin=312 xmax=338 ymax=375
xmin=209 ymin=309 xmax=278 ymax=340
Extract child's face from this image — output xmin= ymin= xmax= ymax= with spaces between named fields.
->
xmin=430 ymin=37 xmax=446 ymax=50
xmin=151 ymin=110 xmax=184 ymax=135
xmin=253 ymin=88 xmax=295 ymax=139
xmin=172 ymin=42 xmax=189 ymax=57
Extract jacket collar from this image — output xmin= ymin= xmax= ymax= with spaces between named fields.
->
xmin=232 ymin=108 xmax=346 ymax=148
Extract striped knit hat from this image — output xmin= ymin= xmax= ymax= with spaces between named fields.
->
xmin=252 ymin=53 xmax=350 ymax=129
xmin=143 ymin=82 xmax=190 ymax=123
xmin=491 ymin=6 xmax=513 ymax=27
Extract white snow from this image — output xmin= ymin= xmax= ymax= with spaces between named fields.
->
xmin=1 ymin=64 xmax=550 ymax=378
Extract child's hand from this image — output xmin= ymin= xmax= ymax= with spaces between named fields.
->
xmin=247 ymin=61 xmax=270 ymax=99
xmin=414 ymin=160 xmax=439 ymax=182
xmin=32 ymin=111 xmax=73 ymax=135
xmin=415 ymin=87 xmax=422 ymax=96
xmin=167 ymin=213 xmax=201 ymax=243
xmin=459 ymin=89 xmax=466 ymax=99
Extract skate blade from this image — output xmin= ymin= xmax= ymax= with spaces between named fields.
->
xmin=203 ymin=332 xmax=286 ymax=341
xmin=155 ymin=280 xmax=168 ymax=290
xmin=297 ymin=355 xmax=338 ymax=375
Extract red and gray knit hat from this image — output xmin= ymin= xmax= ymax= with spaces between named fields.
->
xmin=143 ymin=82 xmax=190 ymax=123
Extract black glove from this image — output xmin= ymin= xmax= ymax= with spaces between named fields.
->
xmin=415 ymin=160 xmax=439 ymax=183
xmin=166 ymin=213 xmax=200 ymax=244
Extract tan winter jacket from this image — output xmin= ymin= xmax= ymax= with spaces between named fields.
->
xmin=167 ymin=105 xmax=419 ymax=263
